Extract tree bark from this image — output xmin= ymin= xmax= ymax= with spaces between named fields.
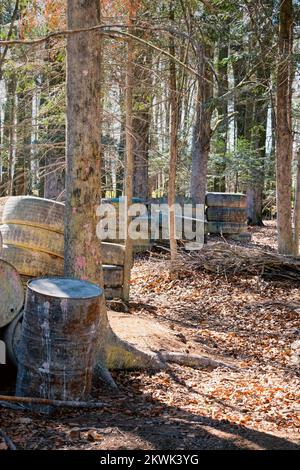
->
xmin=246 ymin=46 xmax=270 ymax=226
xmin=43 ymin=154 xmax=65 ymax=201
xmin=44 ymin=40 xmax=66 ymax=200
xmin=29 ymin=85 xmax=41 ymax=194
xmin=168 ymin=6 xmax=178 ymax=261
xmin=5 ymin=76 xmax=17 ymax=196
xmin=65 ymin=0 xmax=113 ymax=375
xmin=246 ymin=96 xmax=268 ymax=226
xmin=132 ymin=41 xmax=152 ymax=201
xmin=65 ymin=0 xmax=104 ymax=283
xmin=246 ymin=187 xmax=263 ymax=226
xmin=276 ymin=0 xmax=294 ymax=254
xmin=116 ymin=96 xmax=125 ymax=197
xmin=293 ymin=150 xmax=300 ymax=255
xmin=214 ymin=42 xmax=228 ymax=192
xmin=15 ymin=84 xmax=33 ymax=196
xmin=123 ymin=7 xmax=134 ymax=302
xmin=190 ymin=45 xmax=214 ymax=206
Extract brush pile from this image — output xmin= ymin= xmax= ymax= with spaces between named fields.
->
xmin=185 ymin=242 xmax=300 ymax=281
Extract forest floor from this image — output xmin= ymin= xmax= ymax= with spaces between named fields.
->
xmin=1 ymin=221 xmax=300 ymax=450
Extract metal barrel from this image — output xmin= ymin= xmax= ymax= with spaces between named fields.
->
xmin=16 ymin=277 xmax=103 ymax=408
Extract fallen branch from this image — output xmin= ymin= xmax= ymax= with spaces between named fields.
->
xmin=159 ymin=351 xmax=239 ymax=370
xmin=0 ymin=401 xmax=24 ymax=411
xmin=0 ymin=395 xmax=109 ymax=409
xmin=0 ymin=428 xmax=17 ymax=450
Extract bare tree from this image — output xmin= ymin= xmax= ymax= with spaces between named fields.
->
xmin=132 ymin=38 xmax=152 ymax=200
xmin=190 ymin=44 xmax=213 ymax=206
xmin=293 ymin=150 xmax=300 ymax=255
xmin=123 ymin=4 xmax=134 ymax=302
xmin=168 ymin=5 xmax=179 ymax=261
xmin=276 ymin=0 xmax=294 ymax=255
xmin=65 ymin=0 xmax=104 ymax=283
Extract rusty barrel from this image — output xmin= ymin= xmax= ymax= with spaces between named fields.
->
xmin=16 ymin=277 xmax=103 ymax=405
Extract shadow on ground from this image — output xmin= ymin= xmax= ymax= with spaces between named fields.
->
xmin=0 ymin=366 xmax=299 ymax=450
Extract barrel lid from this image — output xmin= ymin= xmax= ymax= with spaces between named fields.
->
xmin=28 ymin=277 xmax=103 ymax=299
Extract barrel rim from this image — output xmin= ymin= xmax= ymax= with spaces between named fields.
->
xmin=27 ymin=276 xmax=104 ymax=299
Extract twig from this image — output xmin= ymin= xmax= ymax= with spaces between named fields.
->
xmin=0 ymin=428 xmax=17 ymax=450
xmin=0 ymin=395 xmax=109 ymax=409
xmin=0 ymin=23 xmax=121 ymax=46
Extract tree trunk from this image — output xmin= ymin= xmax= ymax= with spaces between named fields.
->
xmin=168 ymin=7 xmax=178 ymax=261
xmin=65 ymin=0 xmax=157 ymax=375
xmin=0 ymin=79 xmax=5 ymax=189
xmin=44 ymin=154 xmax=65 ymax=200
xmin=276 ymin=0 xmax=293 ymax=254
xmin=190 ymin=45 xmax=214 ymax=206
xmin=293 ymin=150 xmax=300 ymax=255
xmin=116 ymin=98 xmax=125 ymax=197
xmin=132 ymin=41 xmax=152 ymax=201
xmin=246 ymin=42 xmax=270 ymax=226
xmin=246 ymin=96 xmax=268 ymax=226
xmin=5 ymin=76 xmax=17 ymax=196
xmin=29 ymin=85 xmax=41 ymax=194
xmin=65 ymin=0 xmax=115 ymax=375
xmin=215 ymin=43 xmax=228 ymax=192
xmin=44 ymin=40 xmax=65 ymax=201
xmin=123 ymin=9 xmax=134 ymax=302
xmin=15 ymin=84 xmax=33 ymax=196
xmin=246 ymin=187 xmax=263 ymax=226
xmin=65 ymin=0 xmax=105 ymax=288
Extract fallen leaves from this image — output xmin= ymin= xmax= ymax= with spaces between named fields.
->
xmin=206 ymin=377 xmax=300 ymax=431
xmin=128 ymin=223 xmax=300 ymax=437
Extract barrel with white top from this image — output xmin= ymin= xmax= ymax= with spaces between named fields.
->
xmin=16 ymin=277 xmax=103 ymax=404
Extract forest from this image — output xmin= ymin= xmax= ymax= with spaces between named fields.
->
xmin=0 ymin=0 xmax=299 ymax=455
